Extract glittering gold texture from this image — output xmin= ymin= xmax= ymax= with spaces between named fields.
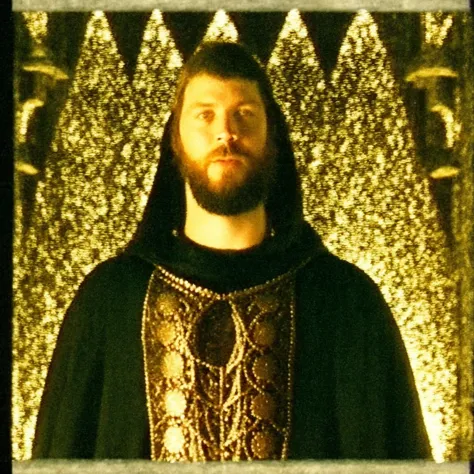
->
xmin=164 ymin=390 xmax=187 ymax=417
xmin=250 ymin=430 xmax=277 ymax=459
xmin=161 ymin=352 xmax=185 ymax=379
xmin=267 ymin=9 xmax=465 ymax=461
xmin=431 ymin=103 xmax=461 ymax=149
xmin=12 ymin=10 xmax=182 ymax=461
xmin=22 ymin=12 xmax=48 ymax=44
xmin=252 ymin=321 xmax=276 ymax=347
xmin=253 ymin=355 xmax=277 ymax=382
xmin=13 ymin=10 xmax=472 ymax=462
xmin=267 ymin=9 xmax=326 ymax=181
xmin=13 ymin=11 xmax=135 ymax=461
xmin=423 ymin=12 xmax=454 ymax=48
xmin=163 ymin=426 xmax=186 ymax=454
xmin=201 ymin=10 xmax=238 ymax=43
xmin=269 ymin=10 xmax=460 ymax=461
xmin=156 ymin=292 xmax=181 ymax=316
xmin=142 ymin=266 xmax=297 ymax=461
xmin=251 ymin=393 xmax=276 ymax=420
xmin=156 ymin=321 xmax=178 ymax=347
xmin=450 ymin=13 xmax=474 ymax=461
xmin=128 ymin=10 xmax=183 ymax=212
xmin=254 ymin=294 xmax=279 ymax=313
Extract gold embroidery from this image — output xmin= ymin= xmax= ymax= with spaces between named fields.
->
xmin=251 ymin=393 xmax=276 ymax=420
xmin=250 ymin=430 xmax=277 ymax=459
xmin=254 ymin=294 xmax=279 ymax=312
xmin=155 ymin=321 xmax=177 ymax=347
xmin=164 ymin=426 xmax=186 ymax=454
xmin=160 ymin=351 xmax=184 ymax=379
xmin=164 ymin=390 xmax=187 ymax=417
xmin=252 ymin=321 xmax=276 ymax=347
xmin=253 ymin=354 xmax=277 ymax=382
xmin=156 ymin=291 xmax=181 ymax=316
xmin=142 ymin=265 xmax=300 ymax=461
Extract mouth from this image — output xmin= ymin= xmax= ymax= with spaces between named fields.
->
xmin=212 ymin=154 xmax=246 ymax=163
xmin=213 ymin=158 xmax=240 ymax=163
xmin=210 ymin=159 xmax=243 ymax=170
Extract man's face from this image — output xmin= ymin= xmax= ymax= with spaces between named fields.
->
xmin=175 ymin=74 xmax=276 ymax=216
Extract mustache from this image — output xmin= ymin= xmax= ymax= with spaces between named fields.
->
xmin=207 ymin=142 xmax=251 ymax=161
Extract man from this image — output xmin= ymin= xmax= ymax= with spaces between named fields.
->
xmin=33 ymin=41 xmax=431 ymax=460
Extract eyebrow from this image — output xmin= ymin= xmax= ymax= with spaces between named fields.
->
xmin=186 ymin=100 xmax=264 ymax=112
xmin=187 ymin=102 xmax=215 ymax=109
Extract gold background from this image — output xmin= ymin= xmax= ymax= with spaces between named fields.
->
xmin=13 ymin=10 xmax=473 ymax=462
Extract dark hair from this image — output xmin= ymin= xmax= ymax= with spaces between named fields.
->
xmin=171 ymin=41 xmax=279 ymax=156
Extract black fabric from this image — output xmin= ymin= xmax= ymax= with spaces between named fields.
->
xmin=132 ymin=220 xmax=323 ymax=293
xmin=33 ymin=257 xmax=153 ymax=458
xmin=32 ymin=247 xmax=431 ymax=459
xmin=33 ymin=74 xmax=431 ymax=459
xmin=290 ymin=255 xmax=431 ymax=459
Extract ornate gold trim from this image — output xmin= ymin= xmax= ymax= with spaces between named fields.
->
xmin=141 ymin=261 xmax=308 ymax=461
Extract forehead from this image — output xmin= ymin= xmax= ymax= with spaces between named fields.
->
xmin=182 ymin=74 xmax=265 ymax=108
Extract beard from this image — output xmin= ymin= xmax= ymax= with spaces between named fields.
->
xmin=175 ymin=140 xmax=277 ymax=216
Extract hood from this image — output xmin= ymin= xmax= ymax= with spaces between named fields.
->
xmin=124 ymin=108 xmax=327 ymax=287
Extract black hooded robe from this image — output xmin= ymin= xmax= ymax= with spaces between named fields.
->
xmin=32 ymin=111 xmax=431 ymax=460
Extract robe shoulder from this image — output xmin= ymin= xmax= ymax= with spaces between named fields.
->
xmin=32 ymin=254 xmax=154 ymax=459
xmin=33 ymin=251 xmax=431 ymax=460
xmin=294 ymin=253 xmax=432 ymax=459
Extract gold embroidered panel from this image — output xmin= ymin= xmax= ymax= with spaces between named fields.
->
xmin=142 ymin=266 xmax=297 ymax=461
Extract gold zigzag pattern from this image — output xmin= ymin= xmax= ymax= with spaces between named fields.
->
xmin=13 ymin=9 xmax=465 ymax=462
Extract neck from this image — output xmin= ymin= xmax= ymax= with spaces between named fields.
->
xmin=183 ymin=185 xmax=268 ymax=250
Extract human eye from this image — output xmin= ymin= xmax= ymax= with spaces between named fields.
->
xmin=195 ymin=109 xmax=214 ymax=121
xmin=237 ymin=107 xmax=256 ymax=119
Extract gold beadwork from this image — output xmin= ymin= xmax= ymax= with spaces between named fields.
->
xmin=156 ymin=291 xmax=181 ymax=316
xmin=163 ymin=426 xmax=185 ymax=454
xmin=251 ymin=393 xmax=276 ymax=420
xmin=250 ymin=430 xmax=277 ymax=459
xmin=254 ymin=294 xmax=279 ymax=312
xmin=252 ymin=321 xmax=276 ymax=347
xmin=160 ymin=351 xmax=184 ymax=379
xmin=141 ymin=263 xmax=304 ymax=461
xmin=253 ymin=355 xmax=277 ymax=383
xmin=164 ymin=390 xmax=187 ymax=417
xmin=155 ymin=321 xmax=177 ymax=347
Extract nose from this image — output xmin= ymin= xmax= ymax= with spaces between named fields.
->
xmin=216 ymin=113 xmax=238 ymax=143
